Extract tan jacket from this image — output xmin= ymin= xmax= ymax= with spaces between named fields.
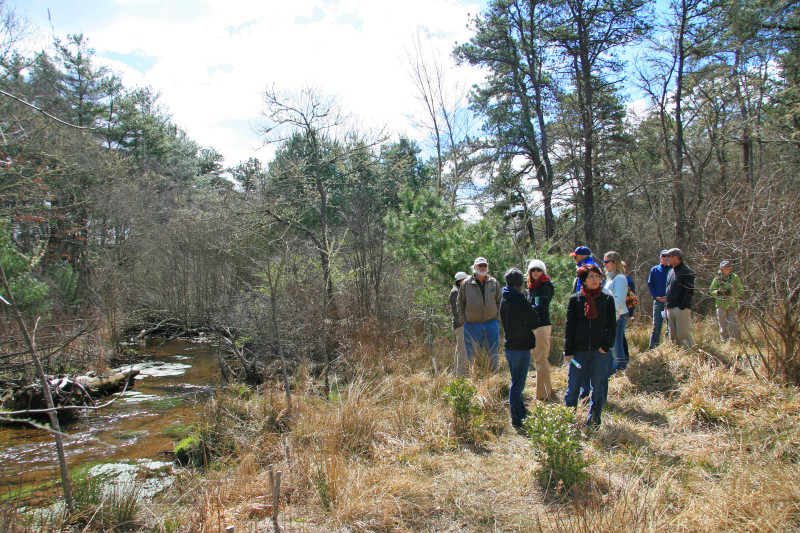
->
xmin=457 ymin=275 xmax=501 ymax=324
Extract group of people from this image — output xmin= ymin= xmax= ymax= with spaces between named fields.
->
xmin=449 ymin=247 xmax=743 ymax=429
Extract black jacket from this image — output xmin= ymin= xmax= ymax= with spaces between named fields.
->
xmin=526 ymin=280 xmax=554 ymax=327
xmin=500 ymin=286 xmax=540 ymax=350
xmin=563 ymin=291 xmax=616 ymax=355
xmin=666 ymin=261 xmax=695 ymax=310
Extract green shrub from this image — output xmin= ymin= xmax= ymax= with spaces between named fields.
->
xmin=524 ymin=403 xmax=591 ymax=489
xmin=173 ymin=434 xmax=206 ymax=467
xmin=442 ymin=377 xmax=482 ymax=437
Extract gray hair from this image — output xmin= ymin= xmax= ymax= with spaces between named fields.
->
xmin=667 ymin=248 xmax=684 ymax=260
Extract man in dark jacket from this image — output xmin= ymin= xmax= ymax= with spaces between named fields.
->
xmin=665 ymin=248 xmax=695 ymax=348
xmin=499 ymin=268 xmax=539 ymax=429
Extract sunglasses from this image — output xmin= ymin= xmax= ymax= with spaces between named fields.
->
xmin=530 ymin=268 xmax=543 ymax=272
xmin=476 ymin=263 xmax=488 ymax=268
xmin=603 ymin=259 xmax=613 ymax=263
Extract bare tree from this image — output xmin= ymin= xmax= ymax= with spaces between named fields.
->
xmin=258 ymin=85 xmax=385 ymax=391
xmin=252 ymin=226 xmax=295 ymax=417
xmin=0 ymin=1 xmax=33 ymax=72
xmin=259 ymin=85 xmax=344 ymax=315
xmin=698 ymin=178 xmax=800 ymax=384
xmin=406 ymin=30 xmax=473 ymax=207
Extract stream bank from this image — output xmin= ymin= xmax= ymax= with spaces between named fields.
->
xmin=0 ymin=339 xmax=222 ymax=502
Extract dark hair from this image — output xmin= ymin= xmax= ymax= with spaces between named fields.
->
xmin=577 ymin=264 xmax=603 ymax=283
xmin=667 ymin=247 xmax=683 ymax=260
xmin=504 ymin=268 xmax=524 ymax=289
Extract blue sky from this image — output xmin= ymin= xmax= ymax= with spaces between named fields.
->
xmin=20 ymin=0 xmax=487 ymax=167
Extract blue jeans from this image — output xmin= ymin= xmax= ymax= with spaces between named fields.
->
xmin=650 ymin=300 xmax=665 ymax=348
xmin=565 ymin=350 xmax=610 ymax=425
xmin=609 ymin=315 xmax=628 ymax=375
xmin=505 ymin=349 xmax=531 ymax=426
xmin=464 ymin=319 xmax=500 ymax=371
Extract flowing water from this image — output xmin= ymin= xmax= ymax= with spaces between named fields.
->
xmin=0 ymin=339 xmax=222 ymax=500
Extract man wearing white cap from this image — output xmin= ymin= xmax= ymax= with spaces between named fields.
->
xmin=457 ymin=257 xmax=502 ymax=373
xmin=450 ymin=271 xmax=470 ymax=374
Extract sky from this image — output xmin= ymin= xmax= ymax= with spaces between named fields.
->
xmin=18 ymin=0 xmax=488 ymax=169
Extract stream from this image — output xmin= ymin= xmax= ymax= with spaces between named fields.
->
xmin=0 ymin=339 xmax=222 ymax=501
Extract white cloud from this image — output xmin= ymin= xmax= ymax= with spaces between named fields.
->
xmin=23 ymin=0 xmax=486 ymax=168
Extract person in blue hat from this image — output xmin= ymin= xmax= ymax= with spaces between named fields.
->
xmin=647 ymin=250 xmax=672 ymax=348
xmin=570 ymin=246 xmax=600 ymax=292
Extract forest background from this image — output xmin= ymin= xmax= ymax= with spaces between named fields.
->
xmin=1 ymin=0 xmax=800 ymax=386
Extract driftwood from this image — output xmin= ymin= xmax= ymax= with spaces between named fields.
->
xmin=0 ymin=368 xmax=139 ymax=419
xmin=75 ymin=368 xmax=140 ymax=395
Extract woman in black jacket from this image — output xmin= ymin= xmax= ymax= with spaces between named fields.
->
xmin=500 ymin=268 xmax=539 ymax=429
xmin=526 ymin=259 xmax=554 ymax=400
xmin=564 ymin=264 xmax=616 ymax=426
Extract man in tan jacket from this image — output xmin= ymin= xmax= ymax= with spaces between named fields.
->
xmin=457 ymin=257 xmax=502 ymax=373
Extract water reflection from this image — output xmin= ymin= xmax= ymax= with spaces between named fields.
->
xmin=0 ymin=340 xmax=221 ymax=498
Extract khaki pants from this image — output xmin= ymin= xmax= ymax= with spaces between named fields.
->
xmin=454 ymin=325 xmax=468 ymax=376
xmin=532 ymin=325 xmax=552 ymax=399
xmin=716 ymin=307 xmax=739 ymax=341
xmin=667 ymin=307 xmax=693 ymax=348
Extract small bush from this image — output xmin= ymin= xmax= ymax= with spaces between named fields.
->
xmin=443 ymin=377 xmax=481 ymax=437
xmin=174 ymin=434 xmax=206 ymax=467
xmin=524 ymin=403 xmax=591 ymax=489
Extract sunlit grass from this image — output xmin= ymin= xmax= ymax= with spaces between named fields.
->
xmin=8 ymin=315 xmax=800 ymax=532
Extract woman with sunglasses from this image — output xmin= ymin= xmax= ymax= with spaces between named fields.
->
xmin=564 ymin=264 xmax=616 ymax=426
xmin=526 ymin=259 xmax=554 ymax=400
xmin=603 ymin=251 xmax=629 ymax=375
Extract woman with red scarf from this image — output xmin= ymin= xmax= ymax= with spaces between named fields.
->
xmin=563 ymin=264 xmax=617 ymax=426
xmin=526 ymin=259 xmax=554 ymax=400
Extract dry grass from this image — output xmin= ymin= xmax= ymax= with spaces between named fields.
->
xmin=148 ymin=317 xmax=800 ymax=532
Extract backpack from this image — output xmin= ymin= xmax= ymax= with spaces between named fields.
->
xmin=625 ymin=287 xmax=639 ymax=309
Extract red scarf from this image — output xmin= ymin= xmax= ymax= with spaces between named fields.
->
xmin=581 ymin=285 xmax=603 ymax=319
xmin=528 ymin=274 xmax=551 ymax=291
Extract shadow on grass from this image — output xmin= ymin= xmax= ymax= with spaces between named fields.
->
xmin=615 ymin=403 xmax=669 ymax=427
xmin=540 ymin=475 xmax=613 ymax=506
xmin=626 ymin=352 xmax=681 ymax=394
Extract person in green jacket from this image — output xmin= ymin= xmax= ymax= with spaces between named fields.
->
xmin=709 ymin=260 xmax=743 ymax=341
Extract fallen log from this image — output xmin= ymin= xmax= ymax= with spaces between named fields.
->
xmin=75 ymin=368 xmax=140 ymax=396
xmin=0 ymin=368 xmax=139 ymax=419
